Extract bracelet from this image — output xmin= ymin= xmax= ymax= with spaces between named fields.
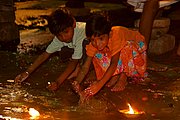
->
xmin=25 ymin=71 xmax=29 ymax=75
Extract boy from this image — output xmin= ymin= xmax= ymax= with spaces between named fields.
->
xmin=15 ymin=7 xmax=87 ymax=91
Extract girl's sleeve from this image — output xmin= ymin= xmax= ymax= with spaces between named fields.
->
xmin=86 ymin=43 xmax=97 ymax=57
xmin=110 ymin=27 xmax=127 ymax=56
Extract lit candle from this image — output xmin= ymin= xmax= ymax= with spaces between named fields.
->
xmin=29 ymin=108 xmax=40 ymax=119
xmin=119 ymin=103 xmax=144 ymax=118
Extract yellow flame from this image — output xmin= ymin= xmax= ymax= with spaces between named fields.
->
xmin=29 ymin=108 xmax=40 ymax=119
xmin=119 ymin=103 xmax=144 ymax=115
xmin=127 ymin=103 xmax=135 ymax=114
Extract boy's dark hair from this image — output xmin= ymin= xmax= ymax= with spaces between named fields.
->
xmin=48 ymin=7 xmax=74 ymax=36
xmin=86 ymin=14 xmax=111 ymax=38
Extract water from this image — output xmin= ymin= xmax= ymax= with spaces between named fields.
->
xmin=0 ymin=51 xmax=180 ymax=120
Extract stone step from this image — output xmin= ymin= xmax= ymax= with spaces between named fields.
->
xmin=134 ymin=17 xmax=170 ymax=28
xmin=133 ymin=27 xmax=170 ymax=40
xmin=148 ymin=34 xmax=175 ymax=55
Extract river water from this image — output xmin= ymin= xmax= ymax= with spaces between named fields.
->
xmin=0 ymin=51 xmax=180 ymax=120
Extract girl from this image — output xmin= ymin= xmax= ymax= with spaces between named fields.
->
xmin=74 ymin=14 xmax=147 ymax=100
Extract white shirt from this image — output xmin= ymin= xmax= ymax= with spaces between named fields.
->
xmin=46 ymin=22 xmax=86 ymax=59
xmin=127 ymin=0 xmax=178 ymax=12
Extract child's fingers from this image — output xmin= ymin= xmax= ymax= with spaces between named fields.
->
xmin=79 ymin=92 xmax=86 ymax=104
xmin=15 ymin=74 xmax=25 ymax=83
xmin=20 ymin=74 xmax=28 ymax=82
xmin=15 ymin=72 xmax=29 ymax=83
xmin=85 ymin=94 xmax=92 ymax=101
xmin=81 ymin=93 xmax=90 ymax=103
xmin=84 ymin=88 xmax=94 ymax=99
xmin=72 ymin=81 xmax=81 ymax=93
xmin=14 ymin=74 xmax=21 ymax=83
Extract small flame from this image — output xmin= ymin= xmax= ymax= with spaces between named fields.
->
xmin=29 ymin=108 xmax=40 ymax=119
xmin=119 ymin=103 xmax=144 ymax=115
xmin=127 ymin=103 xmax=135 ymax=114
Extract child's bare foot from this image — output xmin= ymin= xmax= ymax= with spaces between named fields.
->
xmin=106 ymin=75 xmax=120 ymax=87
xmin=111 ymin=73 xmax=127 ymax=92
xmin=147 ymin=58 xmax=168 ymax=72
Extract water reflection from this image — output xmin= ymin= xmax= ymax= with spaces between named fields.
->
xmin=0 ymin=82 xmax=117 ymax=120
xmin=0 ymin=80 xmax=180 ymax=120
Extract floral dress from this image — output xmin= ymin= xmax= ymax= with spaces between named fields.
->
xmin=86 ymin=26 xmax=148 ymax=80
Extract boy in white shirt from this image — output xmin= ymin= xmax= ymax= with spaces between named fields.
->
xmin=15 ymin=7 xmax=87 ymax=91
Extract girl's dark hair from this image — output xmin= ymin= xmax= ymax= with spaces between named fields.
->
xmin=48 ymin=7 xmax=74 ymax=35
xmin=86 ymin=14 xmax=111 ymax=38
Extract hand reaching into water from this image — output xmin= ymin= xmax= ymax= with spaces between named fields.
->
xmin=79 ymin=81 xmax=103 ymax=104
xmin=72 ymin=81 xmax=81 ymax=93
xmin=15 ymin=71 xmax=29 ymax=83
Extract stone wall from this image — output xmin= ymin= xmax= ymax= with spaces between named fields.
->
xmin=0 ymin=0 xmax=20 ymax=51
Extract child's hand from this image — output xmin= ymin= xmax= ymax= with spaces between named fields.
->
xmin=47 ymin=82 xmax=59 ymax=91
xmin=72 ymin=81 xmax=81 ymax=93
xmin=83 ymin=81 xmax=103 ymax=100
xmin=15 ymin=72 xmax=29 ymax=83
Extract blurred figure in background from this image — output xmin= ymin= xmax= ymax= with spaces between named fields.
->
xmin=127 ymin=0 xmax=179 ymax=71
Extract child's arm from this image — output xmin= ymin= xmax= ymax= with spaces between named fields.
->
xmin=72 ymin=56 xmax=92 ymax=93
xmin=83 ymin=52 xmax=120 ymax=97
xmin=47 ymin=59 xmax=79 ymax=91
xmin=77 ymin=56 xmax=92 ymax=83
xmin=15 ymin=52 xmax=51 ymax=83
xmin=100 ymin=52 xmax=120 ymax=85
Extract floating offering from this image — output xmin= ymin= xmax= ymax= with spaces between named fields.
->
xmin=119 ymin=103 xmax=145 ymax=118
xmin=29 ymin=108 xmax=40 ymax=119
xmin=48 ymin=82 xmax=51 ymax=85
xmin=7 ymin=79 xmax=15 ymax=83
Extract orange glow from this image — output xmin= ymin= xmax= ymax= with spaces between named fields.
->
xmin=119 ymin=103 xmax=144 ymax=115
xmin=29 ymin=108 xmax=40 ymax=119
xmin=127 ymin=103 xmax=135 ymax=114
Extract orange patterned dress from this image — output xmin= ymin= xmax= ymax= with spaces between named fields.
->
xmin=86 ymin=26 xmax=148 ymax=80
